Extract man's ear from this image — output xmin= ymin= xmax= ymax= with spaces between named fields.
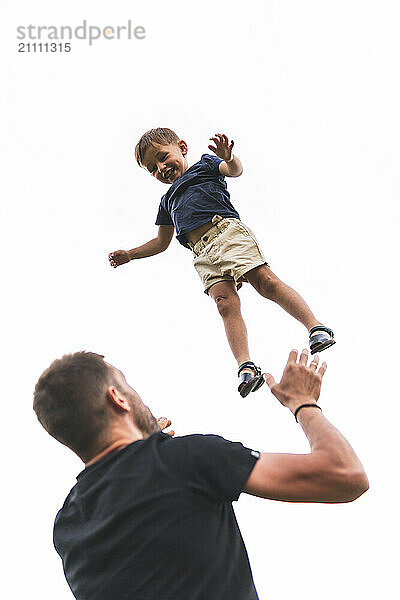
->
xmin=107 ymin=387 xmax=131 ymax=413
xmin=178 ymin=140 xmax=188 ymax=155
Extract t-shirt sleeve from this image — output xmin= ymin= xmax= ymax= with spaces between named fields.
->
xmin=155 ymin=201 xmax=173 ymax=226
xmin=200 ymin=154 xmax=223 ymax=177
xmin=167 ymin=434 xmax=260 ymax=503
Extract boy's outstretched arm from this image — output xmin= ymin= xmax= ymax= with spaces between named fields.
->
xmin=208 ymin=133 xmax=243 ymax=177
xmin=109 ymin=225 xmax=174 ymax=268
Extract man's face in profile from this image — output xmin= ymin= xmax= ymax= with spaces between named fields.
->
xmin=109 ymin=364 xmax=160 ymax=436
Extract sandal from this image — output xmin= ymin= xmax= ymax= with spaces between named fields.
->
xmin=238 ymin=361 xmax=265 ymax=398
xmin=309 ymin=326 xmax=336 ymax=355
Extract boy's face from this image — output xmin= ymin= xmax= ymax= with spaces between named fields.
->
xmin=142 ymin=141 xmax=188 ymax=184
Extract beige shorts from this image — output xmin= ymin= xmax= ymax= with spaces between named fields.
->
xmin=189 ymin=215 xmax=268 ymax=294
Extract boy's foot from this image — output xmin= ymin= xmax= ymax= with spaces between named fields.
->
xmin=238 ymin=361 xmax=265 ymax=398
xmin=309 ymin=326 xmax=336 ymax=355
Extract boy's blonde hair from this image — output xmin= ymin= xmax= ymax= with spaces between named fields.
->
xmin=135 ymin=128 xmax=180 ymax=167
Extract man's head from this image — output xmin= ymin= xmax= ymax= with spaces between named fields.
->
xmin=135 ymin=127 xmax=188 ymax=184
xmin=33 ymin=352 xmax=159 ymax=462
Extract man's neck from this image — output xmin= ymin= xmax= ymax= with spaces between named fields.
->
xmin=85 ymin=434 xmax=143 ymax=467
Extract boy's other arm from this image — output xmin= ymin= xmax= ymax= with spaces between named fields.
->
xmin=244 ymin=350 xmax=369 ymax=503
xmin=219 ymin=155 xmax=243 ymax=178
xmin=208 ymin=133 xmax=243 ymax=177
xmin=108 ymin=225 xmax=174 ymax=267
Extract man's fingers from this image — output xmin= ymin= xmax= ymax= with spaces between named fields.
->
xmin=109 ymin=255 xmax=118 ymax=267
xmin=285 ymin=349 xmax=298 ymax=368
xmin=263 ymin=373 xmax=275 ymax=389
xmin=318 ymin=361 xmax=328 ymax=378
xmin=299 ymin=349 xmax=309 ymax=365
xmin=157 ymin=417 xmax=172 ymax=429
xmin=309 ymin=356 xmax=319 ymax=370
xmin=157 ymin=417 xmax=174 ymax=436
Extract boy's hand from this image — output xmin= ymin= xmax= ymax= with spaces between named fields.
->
xmin=264 ymin=349 xmax=327 ymax=414
xmin=208 ymin=133 xmax=234 ymax=161
xmin=108 ymin=250 xmax=130 ymax=268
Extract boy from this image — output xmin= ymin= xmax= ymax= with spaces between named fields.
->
xmin=109 ymin=128 xmax=335 ymax=397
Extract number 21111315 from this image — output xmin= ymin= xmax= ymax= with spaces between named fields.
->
xmin=18 ymin=42 xmax=71 ymax=52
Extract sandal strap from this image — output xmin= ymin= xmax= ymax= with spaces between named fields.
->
xmin=238 ymin=361 xmax=261 ymax=377
xmin=309 ymin=326 xmax=334 ymax=338
xmin=239 ymin=372 xmax=255 ymax=385
xmin=310 ymin=333 xmax=330 ymax=346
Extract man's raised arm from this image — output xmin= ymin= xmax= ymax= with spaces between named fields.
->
xmin=244 ymin=349 xmax=369 ymax=503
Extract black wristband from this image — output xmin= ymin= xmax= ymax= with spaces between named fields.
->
xmin=294 ymin=403 xmax=322 ymax=422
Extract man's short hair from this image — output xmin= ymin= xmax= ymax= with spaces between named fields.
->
xmin=33 ymin=352 xmax=115 ymax=460
xmin=135 ymin=127 xmax=180 ymax=167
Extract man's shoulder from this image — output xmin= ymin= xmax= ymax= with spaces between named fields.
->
xmin=164 ymin=432 xmax=226 ymax=448
xmin=160 ymin=432 xmax=231 ymax=456
xmin=162 ymin=433 xmax=250 ymax=465
xmin=136 ymin=432 xmax=246 ymax=468
xmin=158 ymin=433 xmax=242 ymax=475
xmin=170 ymin=432 xmax=226 ymax=443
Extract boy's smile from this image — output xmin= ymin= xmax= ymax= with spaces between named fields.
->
xmin=142 ymin=141 xmax=188 ymax=184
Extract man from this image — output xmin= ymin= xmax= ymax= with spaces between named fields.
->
xmin=33 ymin=349 xmax=368 ymax=600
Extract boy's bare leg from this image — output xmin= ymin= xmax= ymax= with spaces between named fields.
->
xmin=208 ymin=280 xmax=254 ymax=374
xmin=244 ymin=264 xmax=323 ymax=331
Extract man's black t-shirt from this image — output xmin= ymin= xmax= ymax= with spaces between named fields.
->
xmin=53 ymin=432 xmax=260 ymax=600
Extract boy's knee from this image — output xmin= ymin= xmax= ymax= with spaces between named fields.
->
xmin=214 ymin=293 xmax=240 ymax=318
xmin=260 ymin=273 xmax=280 ymax=299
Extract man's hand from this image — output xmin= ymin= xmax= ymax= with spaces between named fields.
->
xmin=264 ymin=349 xmax=327 ymax=415
xmin=157 ymin=417 xmax=175 ymax=437
xmin=208 ymin=133 xmax=234 ymax=161
xmin=109 ymin=250 xmax=131 ymax=268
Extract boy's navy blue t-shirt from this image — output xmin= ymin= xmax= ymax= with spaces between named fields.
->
xmin=53 ymin=431 xmax=260 ymax=600
xmin=155 ymin=154 xmax=241 ymax=249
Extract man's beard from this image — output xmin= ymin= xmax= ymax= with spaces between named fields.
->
xmin=128 ymin=394 xmax=159 ymax=436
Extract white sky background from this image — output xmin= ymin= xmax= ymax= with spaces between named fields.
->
xmin=1 ymin=0 xmax=399 ymax=598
